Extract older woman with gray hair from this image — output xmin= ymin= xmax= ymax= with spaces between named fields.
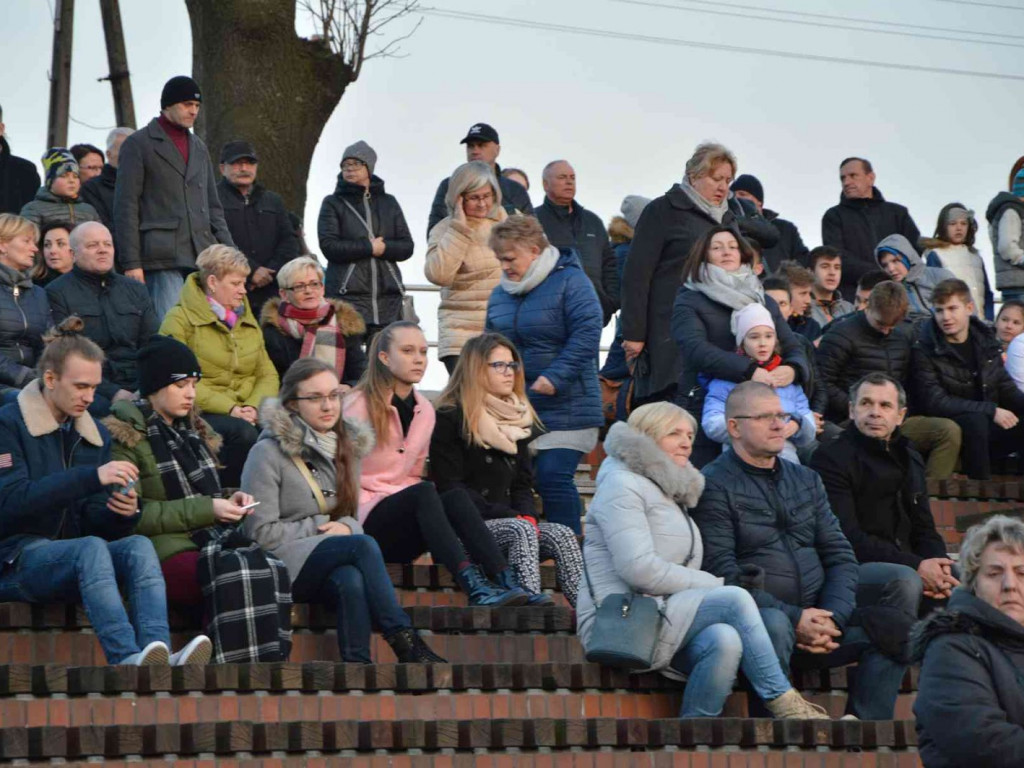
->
xmin=425 ymin=161 xmax=508 ymax=374
xmin=619 ymin=142 xmax=779 ymax=406
xmin=260 ymin=255 xmax=367 ymax=385
xmin=913 ymin=515 xmax=1024 ymax=766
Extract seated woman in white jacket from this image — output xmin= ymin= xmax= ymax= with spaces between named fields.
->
xmin=576 ymin=402 xmax=825 ymax=719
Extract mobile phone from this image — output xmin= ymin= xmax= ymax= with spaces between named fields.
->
xmin=240 ymin=501 xmax=261 ymax=511
xmin=118 ymin=478 xmax=138 ymax=495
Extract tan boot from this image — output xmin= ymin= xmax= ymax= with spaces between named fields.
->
xmin=765 ymin=689 xmax=830 ymax=720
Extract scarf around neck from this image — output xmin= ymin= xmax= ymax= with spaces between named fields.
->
xmin=278 ymin=301 xmax=347 ymax=376
xmin=475 ymin=393 xmax=534 ymax=455
xmin=680 ymin=178 xmax=729 ymax=223
xmin=142 ymin=402 xmax=221 ymax=502
xmin=207 ymin=295 xmax=242 ymax=329
xmin=500 ymin=245 xmax=560 ymax=295
xmin=745 ymin=352 xmax=782 ymax=371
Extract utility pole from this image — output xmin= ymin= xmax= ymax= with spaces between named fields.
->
xmin=46 ymin=0 xmax=75 ymax=149
xmin=98 ymin=0 xmax=136 ymax=129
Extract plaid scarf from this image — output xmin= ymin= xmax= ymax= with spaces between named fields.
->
xmin=142 ymin=402 xmax=221 ymax=501
xmin=278 ymin=301 xmax=347 ymax=376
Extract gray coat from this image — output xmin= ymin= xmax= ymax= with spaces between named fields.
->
xmin=576 ymin=421 xmax=723 ymax=678
xmin=240 ymin=399 xmax=373 ymax=579
xmin=19 ymin=187 xmax=99 ymax=229
xmin=113 ymin=117 xmax=233 ymax=272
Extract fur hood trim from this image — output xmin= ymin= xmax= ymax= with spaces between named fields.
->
xmin=258 ymin=397 xmax=375 ymax=460
xmin=259 ymin=297 xmax=367 ymax=338
xmin=101 ymin=401 xmax=224 ymax=457
xmin=602 ymin=421 xmax=705 ymax=507
xmin=608 ymin=216 xmax=634 ymax=245
xmin=18 ymin=378 xmax=102 ymax=446
xmin=909 ymin=608 xmax=982 ymax=663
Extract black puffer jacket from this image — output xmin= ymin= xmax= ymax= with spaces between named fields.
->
xmin=911 ymin=316 xmax=1024 ymax=419
xmin=913 ymin=589 xmax=1024 ymax=767
xmin=45 ymin=267 xmax=159 ymax=398
xmin=796 ymin=334 xmax=828 ymax=414
xmin=693 ymin=450 xmax=859 ymax=629
xmin=0 ymin=265 xmax=52 ymax=388
xmin=760 ymin=209 xmax=809 ymax=273
xmin=815 ymin=311 xmax=913 ymax=422
xmin=0 ymin=137 xmax=40 ymax=215
xmin=316 ymin=174 xmax=414 ymax=328
xmin=80 ymin=164 xmax=117 ymax=229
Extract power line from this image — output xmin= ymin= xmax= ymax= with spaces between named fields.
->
xmin=421 ymin=8 xmax=1024 ymax=82
xmin=933 ymin=0 xmax=1024 ymax=9
xmin=614 ymin=0 xmax=1024 ymax=47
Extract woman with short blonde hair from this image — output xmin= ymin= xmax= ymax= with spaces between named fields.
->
xmin=0 ymin=214 xmax=52 ymax=388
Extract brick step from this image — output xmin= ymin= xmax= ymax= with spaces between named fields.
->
xmin=930 ymin=498 xmax=1024 ymax=550
xmin=927 ymin=476 xmax=1024 ymax=500
xmin=0 ymin=717 xmax=921 ymax=760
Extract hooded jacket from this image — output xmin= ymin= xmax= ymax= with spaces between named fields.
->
xmin=0 ymin=265 xmax=52 ymax=389
xmin=874 ymin=234 xmax=954 ymax=320
xmin=821 ymin=187 xmax=921 ymax=300
xmin=912 ymin=589 xmax=1024 ymax=767
xmin=19 ymin=187 xmax=100 ymax=229
xmin=986 ymin=191 xmax=1024 ymax=291
xmin=316 ymin=174 xmax=414 ymax=328
xmin=259 ymin=297 xmax=367 ymax=385
xmin=0 ymin=136 xmax=41 ymax=215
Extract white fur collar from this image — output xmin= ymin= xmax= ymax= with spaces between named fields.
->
xmin=17 ymin=378 xmax=103 ymax=446
xmin=603 ymin=421 xmax=705 ymax=508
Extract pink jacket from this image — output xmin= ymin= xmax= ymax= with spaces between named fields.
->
xmin=342 ymin=388 xmax=435 ymax=523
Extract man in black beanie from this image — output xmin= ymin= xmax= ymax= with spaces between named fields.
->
xmin=114 ymin=75 xmax=234 ymax=321
xmin=731 ymin=173 xmax=809 ymax=273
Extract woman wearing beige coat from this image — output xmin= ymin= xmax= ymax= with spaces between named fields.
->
xmin=426 ymin=161 xmax=508 ymax=373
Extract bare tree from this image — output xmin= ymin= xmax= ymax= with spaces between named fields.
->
xmin=185 ymin=0 xmax=420 ymax=221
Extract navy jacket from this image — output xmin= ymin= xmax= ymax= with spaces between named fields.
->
xmin=0 ymin=381 xmax=136 ymax=566
xmin=0 ymin=266 xmax=52 ymax=389
xmin=485 ymin=249 xmax=604 ymax=433
xmin=692 ymin=451 xmax=859 ymax=628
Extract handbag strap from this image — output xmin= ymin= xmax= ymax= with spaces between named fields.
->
xmin=290 ymin=455 xmax=328 ymax=514
xmin=341 ymin=198 xmax=407 ymax=297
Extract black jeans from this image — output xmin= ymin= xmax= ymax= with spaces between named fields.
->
xmin=952 ymin=411 xmax=1024 ymax=480
xmin=363 ymin=482 xmax=508 ymax=577
xmin=202 ymin=413 xmax=259 ymax=488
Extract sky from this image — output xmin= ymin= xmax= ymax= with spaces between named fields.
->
xmin=3 ymin=0 xmax=1024 ymax=389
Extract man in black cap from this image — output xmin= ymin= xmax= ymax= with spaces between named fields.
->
xmin=113 ymin=75 xmax=234 ymax=320
xmin=426 ymin=122 xmax=533 ymax=236
xmin=216 ymin=140 xmax=299 ymax=317
xmin=730 ymin=174 xmax=809 ymax=273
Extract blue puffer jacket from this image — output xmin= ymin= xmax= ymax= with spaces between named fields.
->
xmin=0 ymin=264 xmax=52 ymax=388
xmin=486 ymin=248 xmax=604 ymax=433
xmin=0 ymin=380 xmax=136 ymax=567
xmin=692 ymin=450 xmax=859 ymax=628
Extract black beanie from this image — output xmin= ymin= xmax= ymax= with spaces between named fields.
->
xmin=137 ymin=335 xmax=202 ymax=397
xmin=160 ymin=75 xmax=202 ymax=110
xmin=731 ymin=174 xmax=764 ymax=205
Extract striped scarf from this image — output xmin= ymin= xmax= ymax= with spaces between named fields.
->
xmin=142 ymin=402 xmax=221 ymax=501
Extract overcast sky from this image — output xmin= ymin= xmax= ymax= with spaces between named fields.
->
xmin=4 ymin=0 xmax=1023 ymax=388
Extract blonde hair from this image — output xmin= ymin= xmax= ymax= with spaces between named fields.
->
xmin=196 ymin=244 xmax=251 ymax=289
xmin=684 ymin=142 xmax=737 ymax=183
xmin=445 ymin=161 xmax=502 ymax=216
xmin=353 ymin=321 xmax=425 ymax=441
xmin=488 ymin=214 xmax=549 ymax=255
xmin=277 ymin=256 xmax=324 ymax=290
xmin=628 ymin=401 xmax=697 ymax=442
xmin=960 ymin=515 xmax=1024 ymax=593
xmin=435 ymin=333 xmax=539 ymax=445
xmin=0 ymin=214 xmax=40 ymax=248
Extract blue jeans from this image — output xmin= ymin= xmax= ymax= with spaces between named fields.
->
xmin=291 ymin=534 xmax=411 ymax=663
xmin=534 ymin=448 xmax=584 ymax=534
xmin=669 ymin=586 xmax=791 ymax=717
xmin=0 ymin=536 xmax=170 ymax=664
xmin=758 ymin=562 xmax=914 ymax=720
xmin=146 ymin=269 xmax=187 ymax=321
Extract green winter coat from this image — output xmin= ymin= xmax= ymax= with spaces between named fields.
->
xmin=159 ymin=272 xmax=279 ymax=415
xmin=103 ymin=400 xmax=222 ymax=561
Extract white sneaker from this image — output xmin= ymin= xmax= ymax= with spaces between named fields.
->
xmin=169 ymin=635 xmax=213 ymax=666
xmin=121 ymin=640 xmax=170 ymax=666
xmin=840 ymin=714 xmax=860 ymax=721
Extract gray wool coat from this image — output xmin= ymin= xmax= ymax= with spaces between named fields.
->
xmin=240 ymin=399 xmax=374 ymax=579
xmin=576 ymin=421 xmax=723 ymax=678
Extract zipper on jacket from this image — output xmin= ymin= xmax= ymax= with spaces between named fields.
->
xmin=364 ymin=190 xmax=380 ymax=325
xmin=52 ymin=431 xmax=82 ymax=539
xmin=12 ymin=286 xmax=27 ymax=362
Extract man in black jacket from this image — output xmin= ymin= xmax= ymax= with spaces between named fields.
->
xmin=0 ymin=105 xmax=40 ymax=215
xmin=80 ymin=127 xmax=133 ymax=232
xmin=426 ymin=123 xmax=533 ymax=237
xmin=912 ymin=278 xmax=1024 ymax=480
xmin=730 ymin=174 xmax=808 ymax=272
xmin=535 ymin=160 xmax=618 ymax=324
xmin=821 ymin=157 xmax=921 ymax=300
xmin=811 ymin=373 xmax=956 ymax=613
xmin=217 ymin=140 xmax=299 ymax=317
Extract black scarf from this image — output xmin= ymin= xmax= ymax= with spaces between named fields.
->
xmin=142 ymin=402 xmax=221 ymax=501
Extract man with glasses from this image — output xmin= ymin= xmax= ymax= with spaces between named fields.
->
xmin=217 ymin=140 xmax=299 ymax=317
xmin=693 ymin=381 xmax=908 ymax=720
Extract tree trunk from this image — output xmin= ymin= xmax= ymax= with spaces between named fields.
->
xmin=185 ymin=0 xmax=353 ymax=219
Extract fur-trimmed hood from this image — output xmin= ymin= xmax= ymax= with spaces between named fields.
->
xmin=608 ymin=216 xmax=634 ymax=245
xmin=258 ymin=397 xmax=375 ymax=460
xmin=910 ymin=588 xmax=1024 ymax=662
xmin=259 ymin=297 xmax=367 ymax=338
xmin=602 ymin=421 xmax=705 ymax=508
xmin=102 ymin=399 xmax=224 ymax=456
xmin=18 ymin=378 xmax=102 ymax=446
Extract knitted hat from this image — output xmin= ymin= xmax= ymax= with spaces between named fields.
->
xmin=731 ymin=174 xmax=764 ymax=204
xmin=160 ymin=75 xmax=202 ymax=110
xmin=41 ymin=148 xmax=79 ymax=187
xmin=1013 ymin=168 xmax=1024 ymax=197
xmin=620 ymin=195 xmax=651 ymax=229
xmin=137 ymin=335 xmax=202 ymax=397
xmin=341 ymin=140 xmax=377 ymax=176
xmin=733 ymin=303 xmax=775 ymax=348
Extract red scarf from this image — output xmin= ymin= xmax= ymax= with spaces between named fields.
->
xmin=738 ymin=349 xmax=783 ymax=371
xmin=278 ymin=301 xmax=346 ymax=376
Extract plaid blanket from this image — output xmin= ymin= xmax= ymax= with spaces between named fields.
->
xmin=195 ymin=524 xmax=292 ymax=663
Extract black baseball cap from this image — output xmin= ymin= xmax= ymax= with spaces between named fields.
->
xmin=459 ymin=123 xmax=499 ymax=145
xmin=220 ymin=140 xmax=258 ymax=164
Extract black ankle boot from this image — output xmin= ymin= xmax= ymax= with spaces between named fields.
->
xmin=493 ymin=568 xmax=555 ymax=606
xmin=454 ymin=564 xmax=529 ymax=607
xmin=385 ymin=627 xmax=448 ymax=663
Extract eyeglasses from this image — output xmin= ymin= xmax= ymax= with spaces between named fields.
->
xmin=341 ymin=161 xmax=366 ymax=171
xmin=286 ymin=280 xmax=323 ymax=293
xmin=465 ymin=192 xmax=495 ymax=205
xmin=292 ymin=391 xmax=344 ymax=407
xmin=731 ymin=412 xmax=794 ymax=425
xmin=487 ymin=361 xmax=521 ymax=373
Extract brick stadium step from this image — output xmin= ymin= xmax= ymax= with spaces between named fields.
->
xmin=926 ymin=478 xmax=1024 ymax=550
